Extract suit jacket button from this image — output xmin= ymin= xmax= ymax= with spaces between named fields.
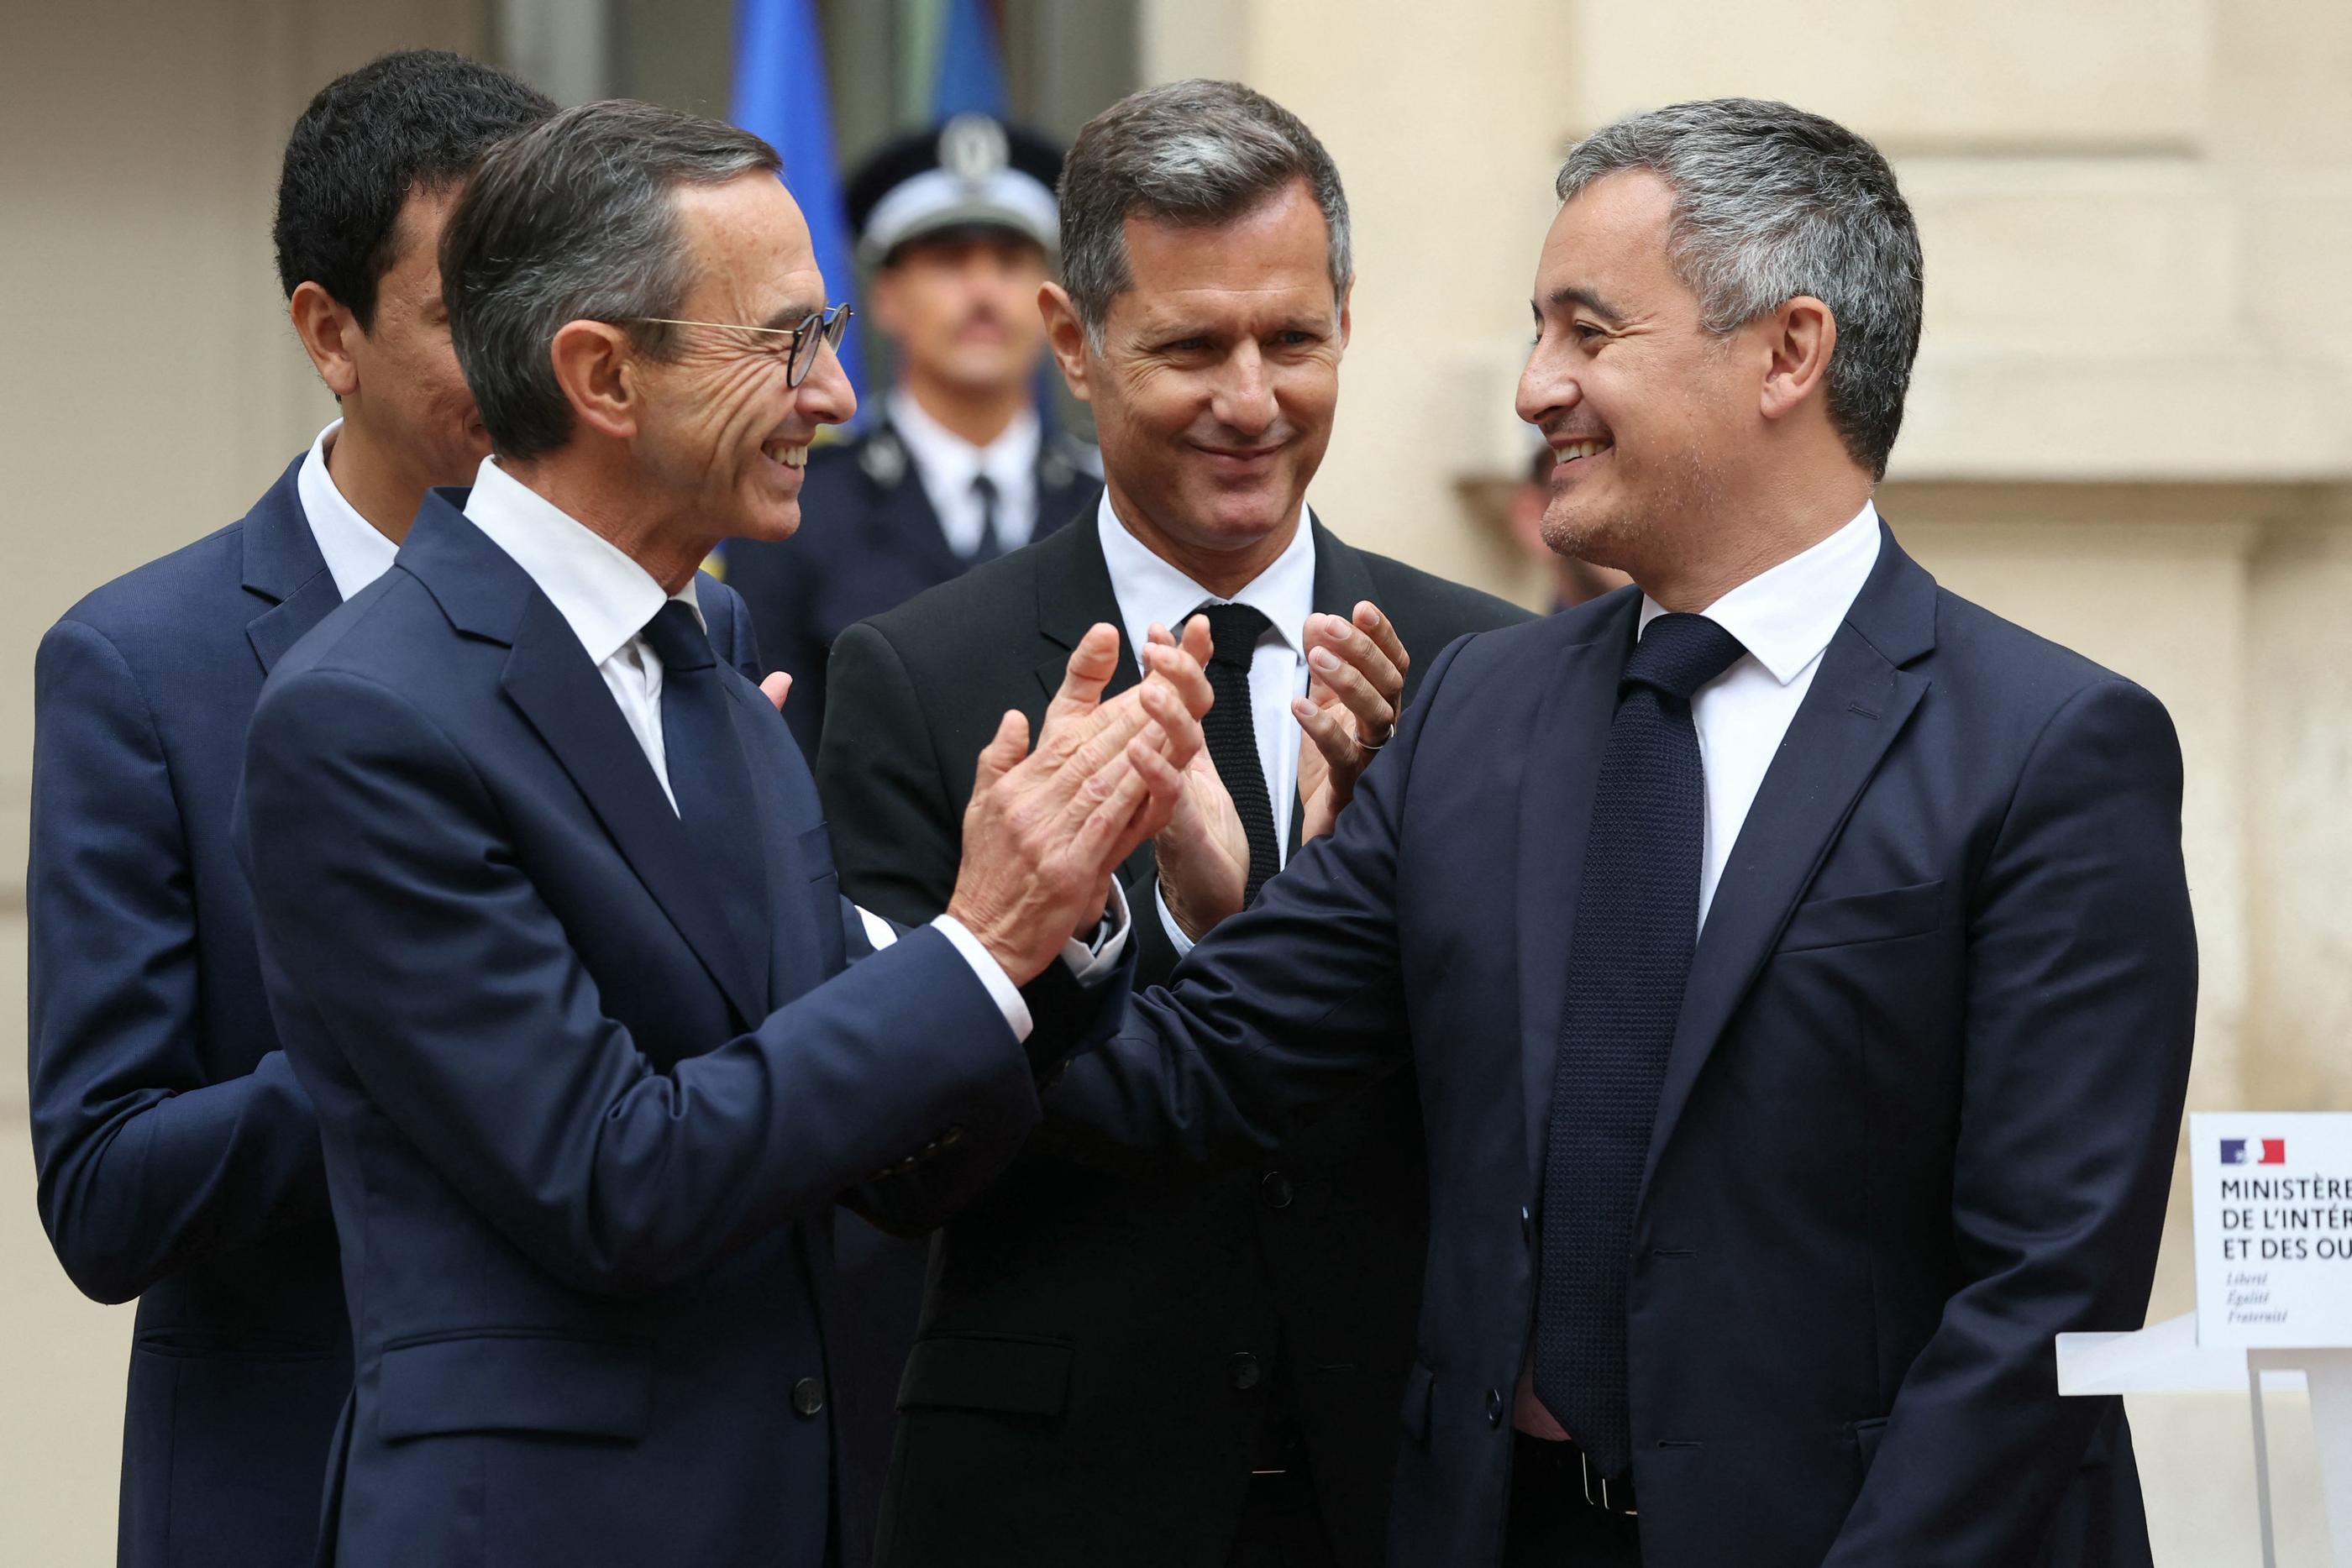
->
xmin=1520 ymin=1205 xmax=1534 ymax=1245
xmin=1485 ymin=1387 xmax=1505 ymax=1428
xmin=791 ymin=1377 xmax=827 ymax=1418
xmin=1229 ymin=1352 xmax=1263 ymax=1392
xmin=1261 ymin=1171 xmax=1294 ymax=1210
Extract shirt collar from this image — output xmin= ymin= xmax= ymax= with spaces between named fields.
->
xmin=461 ymin=455 xmax=699 ymax=666
xmin=295 ymin=418 xmax=401 ymax=601
xmin=890 ymin=391 xmax=1041 ymax=495
xmin=1095 ymin=490 xmax=1318 ymax=663
xmin=1637 ymin=500 xmax=1882 ymax=685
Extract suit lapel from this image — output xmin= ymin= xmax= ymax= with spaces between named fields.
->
xmin=396 ymin=496 xmax=770 ymax=1027
xmin=1517 ymin=594 xmax=1642 ymax=1182
xmin=1639 ymin=528 xmax=1938 ymax=1195
xmin=241 ymin=457 xmax=343 ymax=674
xmin=1291 ymin=521 xmax=1383 ymax=858
xmin=501 ymin=594 xmax=768 ymax=1026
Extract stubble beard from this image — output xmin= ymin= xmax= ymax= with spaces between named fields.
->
xmin=1538 ymin=440 xmax=1725 ymax=586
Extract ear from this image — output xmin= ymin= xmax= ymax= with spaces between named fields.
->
xmin=1038 ymin=281 xmax=1094 ymax=405
xmin=288 ymin=281 xmax=361 ymax=400
xmin=548 ymin=319 xmax=641 ymax=442
xmin=1760 ymin=296 xmax=1836 ymax=423
xmin=1335 ymin=275 xmax=1354 ymax=355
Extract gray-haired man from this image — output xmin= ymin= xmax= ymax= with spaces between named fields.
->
xmin=1032 ymin=96 xmax=2195 ymax=1568
xmin=234 ymin=98 xmax=1212 ymax=1568
xmin=820 ymin=79 xmax=1527 ymax=1568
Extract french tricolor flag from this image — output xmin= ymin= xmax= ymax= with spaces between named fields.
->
xmin=2222 ymin=1138 xmax=2287 ymax=1166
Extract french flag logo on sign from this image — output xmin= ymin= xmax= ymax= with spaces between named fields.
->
xmin=2222 ymin=1138 xmax=2287 ymax=1166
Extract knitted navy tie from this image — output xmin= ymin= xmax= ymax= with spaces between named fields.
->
xmin=639 ymin=600 xmax=766 ymax=999
xmin=1535 ymin=611 xmax=1747 ymax=1479
xmin=1189 ymin=600 xmax=1281 ymax=906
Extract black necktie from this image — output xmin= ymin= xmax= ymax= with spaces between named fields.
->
xmin=969 ymin=473 xmax=1003 ymax=564
xmin=638 ymin=600 xmax=767 ymax=998
xmin=1536 ymin=611 xmax=1747 ymax=1480
xmin=1189 ymin=600 xmax=1281 ymax=906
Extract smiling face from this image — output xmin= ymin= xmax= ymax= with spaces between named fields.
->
xmin=627 ymin=171 xmax=856 ymax=547
xmin=1057 ymin=178 xmax=1347 ymax=580
xmin=1516 ymin=170 xmax=1752 ymax=586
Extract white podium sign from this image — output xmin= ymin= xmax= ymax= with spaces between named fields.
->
xmin=2192 ymin=1112 xmax=2352 ymax=1348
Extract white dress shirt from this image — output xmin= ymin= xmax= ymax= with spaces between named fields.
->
xmin=1095 ymin=494 xmax=1319 ymax=954
xmin=1515 ymin=497 xmax=1882 ymax=1441
xmin=1097 ymin=492 xmax=1318 ymax=855
xmin=295 ymin=419 xmax=400 ymax=600
xmin=1641 ymin=499 xmax=1882 ymax=926
xmin=462 ymin=455 xmax=1121 ymax=1040
xmin=890 ymin=393 xmax=1042 ymax=558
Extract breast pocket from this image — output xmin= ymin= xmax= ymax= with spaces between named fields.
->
xmin=1777 ymin=879 xmax=1945 ymax=955
xmin=375 ymin=1330 xmax=653 ymax=1443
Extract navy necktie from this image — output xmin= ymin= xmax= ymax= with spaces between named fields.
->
xmin=969 ymin=474 xmax=1003 ymax=564
xmin=1189 ymin=600 xmax=1281 ymax=906
xmin=1536 ymin=611 xmax=1747 ymax=1479
xmin=639 ymin=600 xmax=767 ymax=1000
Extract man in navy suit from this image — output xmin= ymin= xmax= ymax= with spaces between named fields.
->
xmin=234 ymin=101 xmax=1211 ymax=1568
xmin=1051 ymin=98 xmax=2197 ymax=1567
xmin=26 ymin=53 xmax=554 ymax=1568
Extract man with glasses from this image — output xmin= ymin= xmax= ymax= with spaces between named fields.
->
xmin=726 ymin=113 xmax=1098 ymax=762
xmin=231 ymin=100 xmax=1214 ymax=1568
xmin=28 ymin=52 xmax=554 ymax=1568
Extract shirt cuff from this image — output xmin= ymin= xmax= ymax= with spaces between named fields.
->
xmin=1152 ymin=878 xmax=1199 ymax=959
xmin=1068 ymin=878 xmax=1131 ymax=983
xmin=932 ymin=915 xmax=1032 ymax=1041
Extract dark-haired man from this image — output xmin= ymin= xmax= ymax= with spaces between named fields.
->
xmin=235 ymin=99 xmax=1210 ymax=1568
xmin=823 ymin=81 xmax=1526 ymax=1568
xmin=725 ymin=115 xmax=1098 ymax=760
xmin=27 ymin=50 xmax=554 ymax=1568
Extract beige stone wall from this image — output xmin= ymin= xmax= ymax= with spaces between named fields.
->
xmin=1141 ymin=1 xmax=2352 ymax=1561
xmin=0 ymin=3 xmax=480 ymax=1559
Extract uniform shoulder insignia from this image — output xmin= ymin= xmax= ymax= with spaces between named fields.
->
xmin=860 ymin=430 xmax=909 ymax=488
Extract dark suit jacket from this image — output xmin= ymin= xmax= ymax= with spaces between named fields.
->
xmin=818 ymin=511 xmax=1528 ymax=1567
xmin=724 ymin=409 xmax=1099 ymax=759
xmin=1046 ymin=526 xmax=2194 ymax=1568
xmin=28 ymin=458 xmax=352 ymax=1568
xmin=234 ymin=491 xmax=1125 ymax=1568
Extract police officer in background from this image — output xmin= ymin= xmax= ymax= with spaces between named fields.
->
xmin=726 ymin=113 xmax=1100 ymax=759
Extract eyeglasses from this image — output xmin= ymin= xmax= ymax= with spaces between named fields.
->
xmin=622 ymin=302 xmax=853 ymax=387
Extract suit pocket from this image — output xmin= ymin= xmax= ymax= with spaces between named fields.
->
xmin=1777 ymin=880 xmax=1944 ymax=954
xmin=1848 ymin=1415 xmax=1890 ymax=1481
xmin=375 ymin=1330 xmax=653 ymax=1442
xmin=896 ymin=1333 xmax=1072 ymax=1418
xmin=1399 ymin=1358 xmax=1436 ymax=1445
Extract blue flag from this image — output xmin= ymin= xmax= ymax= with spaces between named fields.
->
xmin=932 ymin=0 xmax=1009 ymax=120
xmin=732 ymin=0 xmax=864 ymax=400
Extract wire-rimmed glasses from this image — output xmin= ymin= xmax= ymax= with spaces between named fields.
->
xmin=622 ymin=302 xmax=853 ymax=387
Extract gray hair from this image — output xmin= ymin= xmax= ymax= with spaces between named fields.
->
xmin=442 ymin=99 xmax=780 ymax=459
xmin=1556 ymin=98 xmax=1924 ymax=480
xmin=1058 ymin=79 xmax=1351 ymax=345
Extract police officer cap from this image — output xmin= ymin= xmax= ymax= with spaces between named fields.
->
xmin=847 ymin=114 xmax=1064 ymax=268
